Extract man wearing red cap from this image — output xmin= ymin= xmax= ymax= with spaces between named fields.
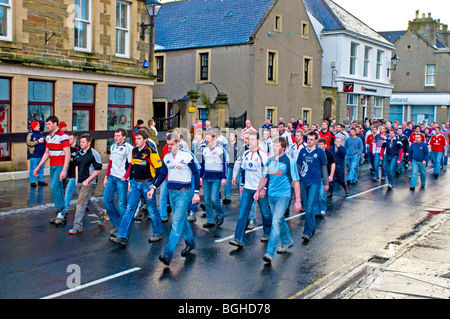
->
xmin=26 ymin=121 xmax=47 ymax=187
xmin=59 ymin=121 xmax=68 ymax=133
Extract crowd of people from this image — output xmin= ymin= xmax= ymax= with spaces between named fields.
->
xmin=28 ymin=115 xmax=449 ymax=266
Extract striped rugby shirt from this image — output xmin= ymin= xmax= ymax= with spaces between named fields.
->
xmin=45 ymin=129 xmax=70 ymax=166
xmin=200 ymin=144 xmax=228 ymax=180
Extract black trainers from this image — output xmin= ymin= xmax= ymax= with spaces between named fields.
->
xmin=38 ymin=181 xmax=48 ymax=186
xmin=109 ymin=236 xmax=128 ymax=246
xmin=229 ymin=240 xmax=244 ymax=248
xmin=181 ymin=245 xmax=196 ymax=256
xmin=159 ymin=255 xmax=171 ymax=265
xmin=203 ymin=222 xmax=215 ymax=228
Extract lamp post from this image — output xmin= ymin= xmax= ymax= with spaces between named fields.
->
xmin=140 ymin=0 xmax=162 ymax=75
xmin=387 ymin=53 xmax=400 ymax=77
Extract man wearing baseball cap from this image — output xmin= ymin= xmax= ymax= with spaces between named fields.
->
xmin=26 ymin=121 xmax=47 ymax=187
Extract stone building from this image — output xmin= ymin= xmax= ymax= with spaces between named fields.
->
xmin=303 ymin=0 xmax=396 ymax=124
xmin=152 ymin=0 xmax=323 ymax=129
xmin=0 ymin=0 xmax=157 ymax=172
xmin=380 ymin=11 xmax=450 ymax=125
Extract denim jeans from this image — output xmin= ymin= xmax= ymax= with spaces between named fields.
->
xmin=30 ymin=157 xmax=45 ymax=183
xmin=50 ymin=165 xmax=65 ymax=211
xmin=117 ymin=179 xmax=163 ymax=239
xmin=164 ymin=189 xmax=195 ymax=261
xmin=103 ymin=175 xmax=129 ymax=227
xmin=301 ymin=182 xmax=321 ymax=238
xmin=312 ymin=179 xmax=327 ymax=214
xmin=384 ymin=155 xmax=398 ymax=185
xmin=187 ymin=175 xmax=198 ymax=213
xmin=158 ymin=179 xmax=169 ymax=220
xmin=346 ymin=155 xmax=360 ymax=183
xmin=410 ymin=160 xmax=426 ymax=187
xmin=431 ymin=151 xmax=444 ymax=176
xmin=234 ymin=188 xmax=272 ymax=244
xmin=443 ymin=146 xmax=449 ymax=167
xmin=64 ymin=177 xmax=77 ymax=212
xmin=224 ymin=165 xmax=234 ymax=200
xmin=203 ymin=179 xmax=225 ymax=224
xmin=373 ymin=153 xmax=386 ymax=179
xmin=265 ymin=196 xmax=292 ymax=259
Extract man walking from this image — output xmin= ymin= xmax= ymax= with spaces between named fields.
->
xmin=408 ymin=134 xmax=428 ymax=190
xmin=429 ymin=127 xmax=447 ymax=179
xmin=344 ymin=128 xmax=363 ymax=185
xmin=68 ymin=134 xmax=104 ymax=234
xmin=380 ymin=130 xmax=404 ymax=190
xmin=229 ymin=132 xmax=272 ymax=249
xmin=297 ymin=132 xmax=329 ymax=242
xmin=254 ymin=137 xmax=301 ymax=264
xmin=148 ymin=132 xmax=201 ymax=266
xmin=27 ymin=121 xmax=47 ymax=187
xmin=103 ymin=128 xmax=134 ymax=237
xmin=109 ymin=129 xmax=163 ymax=245
xmin=33 ymin=116 xmax=70 ymax=224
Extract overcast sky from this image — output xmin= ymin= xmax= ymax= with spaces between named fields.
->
xmin=333 ymin=0 xmax=450 ymax=31
xmin=159 ymin=0 xmax=449 ymax=32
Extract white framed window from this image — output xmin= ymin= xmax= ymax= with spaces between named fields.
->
xmin=425 ymin=64 xmax=436 ymax=87
xmin=376 ymin=50 xmax=383 ymax=80
xmin=374 ymin=97 xmax=383 ymax=119
xmin=363 ymin=46 xmax=371 ymax=77
xmin=0 ymin=0 xmax=12 ymax=42
xmin=74 ymin=0 xmax=92 ymax=52
xmin=347 ymin=94 xmax=358 ymax=121
xmin=349 ymin=43 xmax=358 ymax=75
xmin=155 ymin=53 xmax=165 ymax=84
xmin=116 ymin=1 xmax=130 ymax=58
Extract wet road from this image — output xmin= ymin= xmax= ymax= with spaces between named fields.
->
xmin=1 ymin=163 xmax=449 ymax=299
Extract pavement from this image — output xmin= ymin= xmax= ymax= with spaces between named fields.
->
xmin=1 ymin=169 xmax=449 ymax=299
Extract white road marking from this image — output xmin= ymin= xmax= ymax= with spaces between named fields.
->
xmin=40 ymin=267 xmax=141 ymax=299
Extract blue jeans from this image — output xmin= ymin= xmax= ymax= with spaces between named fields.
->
xmin=234 ymin=188 xmax=272 ymax=244
xmin=30 ymin=157 xmax=45 ymax=183
xmin=224 ymin=165 xmax=234 ymax=200
xmin=158 ymin=179 xmax=169 ymax=220
xmin=117 ymin=179 xmax=163 ymax=239
xmin=301 ymin=182 xmax=321 ymax=238
xmin=373 ymin=153 xmax=386 ymax=179
xmin=384 ymin=155 xmax=398 ymax=185
xmin=410 ymin=160 xmax=426 ymax=187
xmin=443 ymin=146 xmax=449 ymax=167
xmin=431 ymin=151 xmax=443 ymax=176
xmin=103 ymin=175 xmax=129 ymax=227
xmin=50 ymin=165 xmax=65 ymax=211
xmin=203 ymin=179 xmax=225 ymax=224
xmin=164 ymin=189 xmax=195 ymax=261
xmin=187 ymin=175 xmax=198 ymax=213
xmin=312 ymin=179 xmax=327 ymax=214
xmin=265 ymin=196 xmax=292 ymax=258
xmin=346 ymin=155 xmax=360 ymax=183
xmin=64 ymin=177 xmax=77 ymax=212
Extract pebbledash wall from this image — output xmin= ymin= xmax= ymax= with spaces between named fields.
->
xmin=0 ymin=0 xmax=157 ymax=172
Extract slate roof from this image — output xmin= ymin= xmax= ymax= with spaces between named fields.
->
xmin=303 ymin=0 xmax=392 ymax=45
xmin=154 ymin=0 xmax=276 ymax=51
xmin=378 ymin=31 xmax=406 ymax=44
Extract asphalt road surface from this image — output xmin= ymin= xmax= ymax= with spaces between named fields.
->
xmin=1 ymin=163 xmax=449 ymax=299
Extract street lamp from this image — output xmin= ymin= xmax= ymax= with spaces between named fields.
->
xmin=387 ymin=53 xmax=400 ymax=77
xmin=140 ymin=0 xmax=162 ymax=73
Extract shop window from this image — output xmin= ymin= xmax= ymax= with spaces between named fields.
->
xmin=107 ymin=86 xmax=133 ymax=149
xmin=28 ymin=81 xmax=54 ymax=132
xmin=0 ymin=78 xmax=10 ymax=160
